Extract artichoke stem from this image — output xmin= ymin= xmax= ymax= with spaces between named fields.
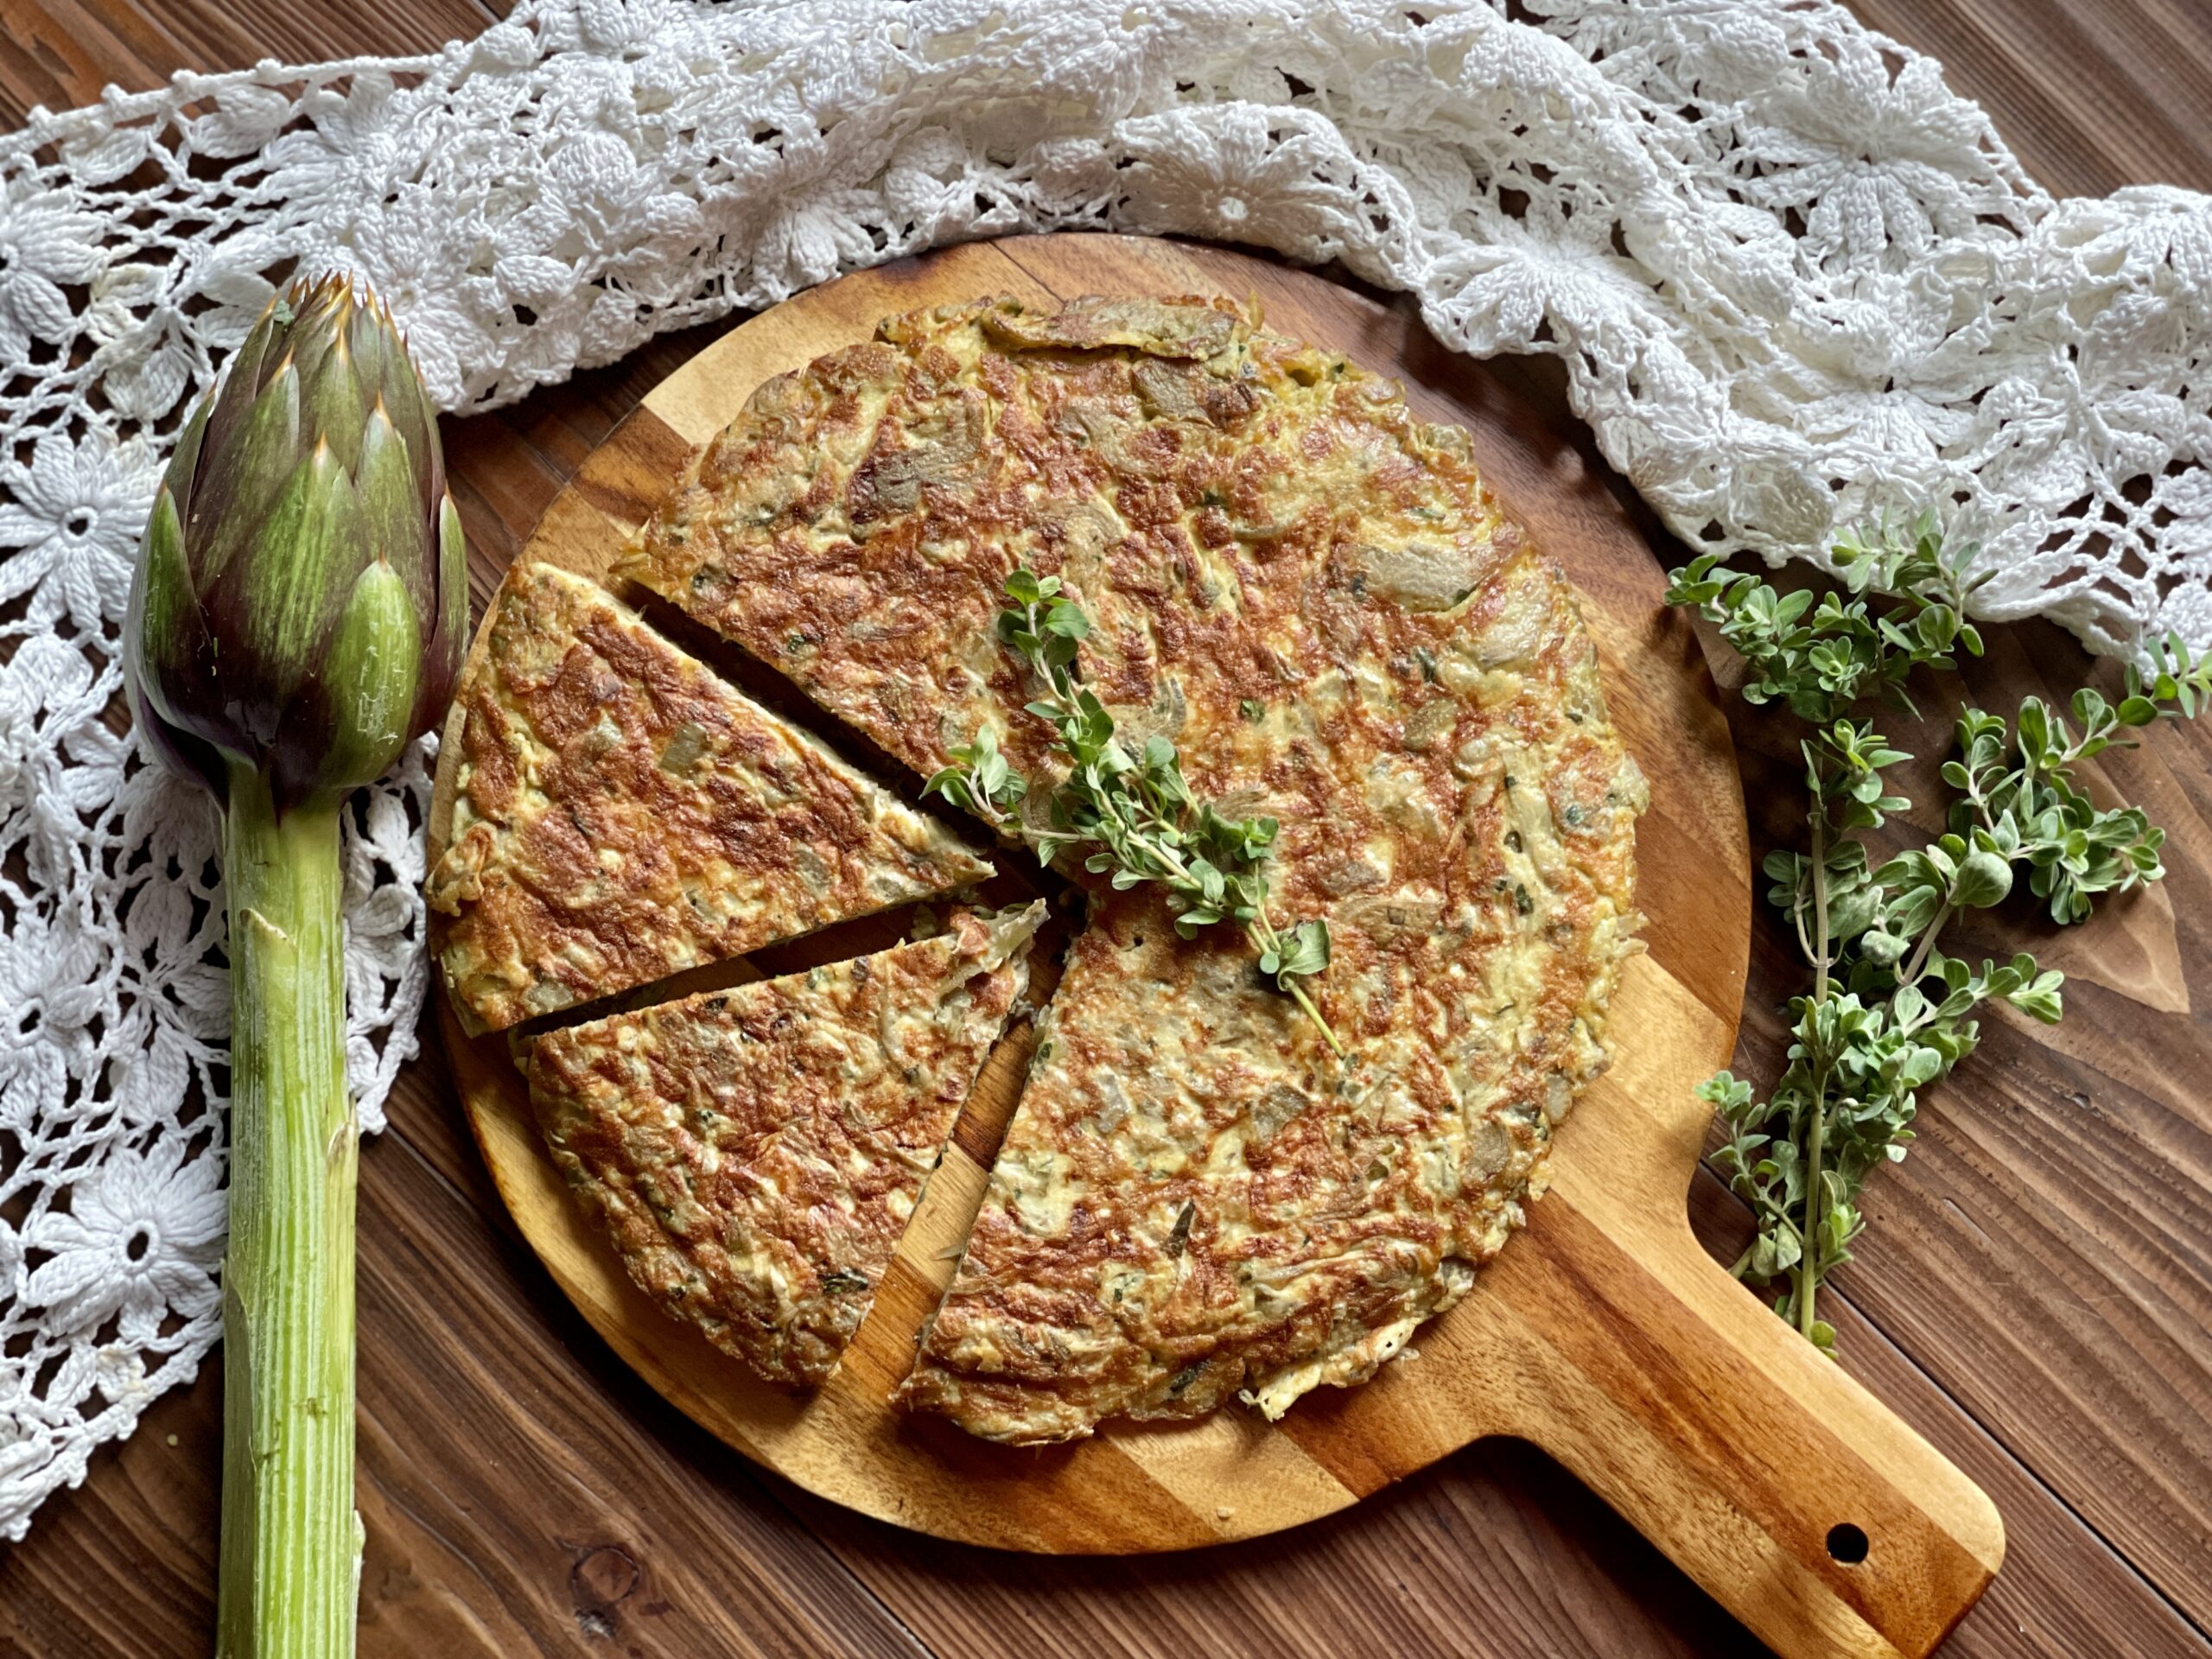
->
xmin=216 ymin=766 xmax=361 ymax=1659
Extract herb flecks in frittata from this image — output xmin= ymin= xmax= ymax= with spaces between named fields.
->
xmin=528 ymin=906 xmax=1042 ymax=1388
xmin=929 ymin=569 xmax=1341 ymax=1053
xmin=1669 ymin=509 xmax=2211 ymax=1354
xmin=430 ymin=564 xmax=994 ymax=1033
xmin=627 ymin=295 xmax=1646 ymax=1443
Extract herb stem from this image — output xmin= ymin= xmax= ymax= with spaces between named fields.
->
xmin=1798 ymin=1059 xmax=1830 ymax=1344
xmin=932 ymin=569 xmax=1339 ymax=1050
xmin=1248 ymin=917 xmax=1344 ymax=1055
xmin=1800 ymin=764 xmax=1834 ymax=1341
xmin=1899 ymin=900 xmax=1955 ymax=987
xmin=1809 ymin=810 xmax=1832 ymax=1002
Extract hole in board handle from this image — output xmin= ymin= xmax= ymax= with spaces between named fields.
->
xmin=1827 ymin=1522 xmax=1870 ymax=1565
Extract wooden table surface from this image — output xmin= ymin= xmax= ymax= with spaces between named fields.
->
xmin=3 ymin=4 xmax=2209 ymax=1656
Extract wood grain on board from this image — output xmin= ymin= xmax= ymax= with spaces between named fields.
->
xmin=0 ymin=5 xmax=2209 ymax=1658
xmin=427 ymin=233 xmax=2015 ymax=1659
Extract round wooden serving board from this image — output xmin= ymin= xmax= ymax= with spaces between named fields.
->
xmin=431 ymin=237 xmax=2002 ymax=1658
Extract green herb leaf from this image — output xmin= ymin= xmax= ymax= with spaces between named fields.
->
xmin=922 ymin=724 xmax=1027 ymax=826
xmin=1671 ymin=510 xmax=2203 ymax=1356
xmin=929 ymin=569 xmax=1343 ymax=1053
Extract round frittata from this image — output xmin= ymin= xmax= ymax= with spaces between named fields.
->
xmin=612 ymin=293 xmax=1647 ymax=1443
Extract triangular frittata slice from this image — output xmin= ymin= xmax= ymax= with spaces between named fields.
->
xmin=429 ymin=562 xmax=994 ymax=1032
xmin=527 ymin=904 xmax=1044 ymax=1388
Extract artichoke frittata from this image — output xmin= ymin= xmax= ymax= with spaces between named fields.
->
xmin=528 ymin=903 xmax=1044 ymax=1386
xmin=429 ymin=562 xmax=993 ymax=1033
xmin=620 ymin=295 xmax=1646 ymax=1441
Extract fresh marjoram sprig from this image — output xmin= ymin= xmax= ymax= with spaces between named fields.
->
xmin=928 ymin=569 xmax=1341 ymax=1053
xmin=126 ymin=275 xmax=466 ymax=1656
xmin=1668 ymin=512 xmax=2208 ymax=1353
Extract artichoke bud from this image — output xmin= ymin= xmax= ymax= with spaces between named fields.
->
xmin=124 ymin=273 xmax=467 ymax=813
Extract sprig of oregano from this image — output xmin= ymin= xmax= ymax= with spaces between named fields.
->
xmin=1668 ymin=510 xmax=2209 ymax=1353
xmin=927 ymin=569 xmax=1342 ymax=1053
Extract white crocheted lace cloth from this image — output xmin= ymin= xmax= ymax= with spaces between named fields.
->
xmin=1 ymin=0 xmax=2208 ymax=1537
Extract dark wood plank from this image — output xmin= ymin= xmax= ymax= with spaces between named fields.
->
xmin=4 ymin=3 xmax=2212 ymax=1656
xmin=1689 ymin=1172 xmax=2210 ymax=1659
xmin=1701 ymin=603 xmax=2212 ymax=1638
xmin=1851 ymin=0 xmax=2212 ymax=197
xmin=0 ymin=0 xmax=197 ymax=121
xmin=0 ymin=0 xmax=500 ymax=123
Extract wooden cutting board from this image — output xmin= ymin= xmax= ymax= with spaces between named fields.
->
xmin=430 ymin=234 xmax=2003 ymax=1658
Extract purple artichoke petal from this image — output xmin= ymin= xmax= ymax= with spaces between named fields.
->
xmin=124 ymin=270 xmax=467 ymax=815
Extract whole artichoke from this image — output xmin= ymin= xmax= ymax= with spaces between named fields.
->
xmin=121 ymin=272 xmax=467 ymax=1659
xmin=126 ymin=272 xmax=466 ymax=810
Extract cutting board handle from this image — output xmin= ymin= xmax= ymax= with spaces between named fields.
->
xmin=1469 ymin=1185 xmax=2005 ymax=1659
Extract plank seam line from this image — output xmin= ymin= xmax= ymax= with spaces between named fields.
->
xmin=1836 ymin=1274 xmax=2212 ymax=1650
xmin=1696 ymin=1169 xmax=2212 ymax=1652
xmin=374 ymin=1120 xmax=946 ymax=1659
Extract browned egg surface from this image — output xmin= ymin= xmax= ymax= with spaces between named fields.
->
xmin=615 ymin=295 xmax=1646 ymax=1440
xmin=528 ymin=905 xmax=1041 ymax=1387
xmin=429 ymin=562 xmax=992 ymax=1033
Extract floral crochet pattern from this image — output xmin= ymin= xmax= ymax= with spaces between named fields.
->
xmin=2 ymin=0 xmax=2209 ymax=1537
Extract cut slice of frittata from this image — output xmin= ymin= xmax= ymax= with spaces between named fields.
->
xmin=428 ymin=562 xmax=994 ymax=1033
xmin=527 ymin=904 xmax=1043 ymax=1387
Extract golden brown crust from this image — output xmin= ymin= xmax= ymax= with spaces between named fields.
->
xmin=527 ymin=904 xmax=1043 ymax=1387
xmin=427 ymin=563 xmax=994 ymax=1032
xmin=623 ymin=296 xmax=1645 ymax=1440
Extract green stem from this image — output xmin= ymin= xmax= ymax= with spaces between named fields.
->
xmin=1246 ymin=918 xmax=1344 ymax=1056
xmin=1899 ymin=900 xmax=1955 ymax=988
xmin=1796 ymin=1058 xmax=1830 ymax=1344
xmin=1808 ymin=810 xmax=1832 ymax=1003
xmin=1801 ymin=790 xmax=1833 ymax=1340
xmin=217 ymin=766 xmax=360 ymax=1659
xmin=1796 ymin=1123 xmax=1831 ymax=1344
